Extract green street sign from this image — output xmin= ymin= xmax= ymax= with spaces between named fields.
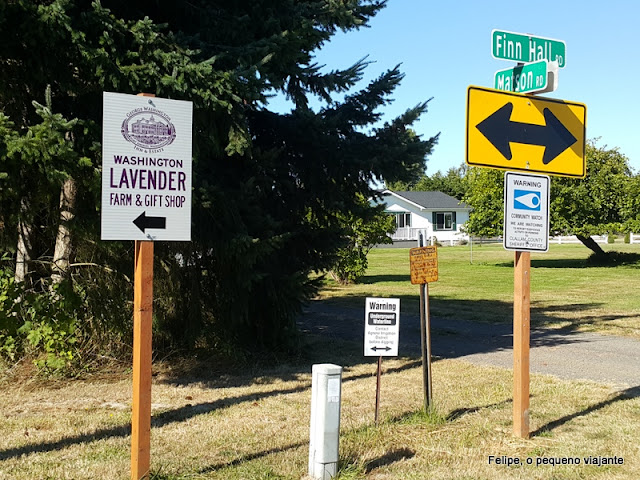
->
xmin=494 ymin=60 xmax=548 ymax=94
xmin=492 ymin=30 xmax=566 ymax=68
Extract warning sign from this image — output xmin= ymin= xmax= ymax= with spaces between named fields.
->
xmin=409 ymin=246 xmax=438 ymax=284
xmin=504 ymin=172 xmax=550 ymax=252
xmin=364 ymin=297 xmax=400 ymax=357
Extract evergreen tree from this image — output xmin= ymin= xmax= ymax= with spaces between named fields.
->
xmin=0 ymin=1 xmax=437 ymax=359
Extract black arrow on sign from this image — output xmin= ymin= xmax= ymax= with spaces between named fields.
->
xmin=476 ymin=102 xmax=577 ymax=165
xmin=133 ymin=211 xmax=166 ymax=233
xmin=371 ymin=346 xmax=392 ymax=352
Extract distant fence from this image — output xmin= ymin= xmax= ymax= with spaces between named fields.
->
xmin=550 ymin=234 xmax=640 ymax=245
xmin=391 ymin=233 xmax=640 ymax=247
xmin=469 ymin=236 xmax=502 ymax=245
xmin=551 ymin=235 xmax=608 ymax=245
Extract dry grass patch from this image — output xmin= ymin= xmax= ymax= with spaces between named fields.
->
xmin=0 ymin=339 xmax=638 ymax=479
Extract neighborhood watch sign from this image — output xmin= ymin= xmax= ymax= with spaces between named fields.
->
xmin=101 ymin=92 xmax=193 ymax=242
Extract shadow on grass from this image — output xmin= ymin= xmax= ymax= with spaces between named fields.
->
xmin=445 ymin=398 xmax=513 ymax=421
xmin=365 ymin=447 xmax=415 ymax=473
xmin=298 ymin=296 xmax=627 ymax=360
xmin=360 ymin=274 xmax=411 ymax=284
xmin=532 ymin=385 xmax=640 ymax=437
xmin=493 ymin=251 xmax=640 ymax=269
xmin=197 ymin=440 xmax=308 ymax=474
xmin=0 ymin=347 xmax=420 ymax=462
xmin=4 ymin=294 xmax=636 ymax=463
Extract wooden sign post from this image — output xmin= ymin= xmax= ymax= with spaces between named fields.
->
xmin=131 ymin=92 xmax=156 ymax=480
xmin=102 ymin=91 xmax=192 ymax=479
xmin=513 ymin=251 xmax=531 ymax=438
xmin=131 ymin=240 xmax=154 ymax=479
xmin=466 ymin=28 xmax=585 ymax=441
xmin=409 ymin=239 xmax=438 ymax=410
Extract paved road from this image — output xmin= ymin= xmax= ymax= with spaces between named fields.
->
xmin=297 ymin=302 xmax=640 ymax=391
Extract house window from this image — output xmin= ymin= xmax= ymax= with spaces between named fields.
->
xmin=434 ymin=212 xmax=455 ymax=231
xmin=395 ymin=213 xmax=411 ymax=228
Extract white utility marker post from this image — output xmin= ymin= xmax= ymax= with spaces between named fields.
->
xmin=309 ymin=364 xmax=343 ymax=480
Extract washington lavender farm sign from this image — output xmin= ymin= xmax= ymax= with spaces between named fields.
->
xmin=101 ymin=92 xmax=193 ymax=241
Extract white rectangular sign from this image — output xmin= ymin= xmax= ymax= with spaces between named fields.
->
xmin=364 ymin=297 xmax=400 ymax=357
xmin=504 ymin=172 xmax=550 ymax=252
xmin=101 ymin=92 xmax=193 ymax=241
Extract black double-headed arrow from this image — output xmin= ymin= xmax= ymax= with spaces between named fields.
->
xmin=476 ymin=102 xmax=577 ymax=165
xmin=371 ymin=346 xmax=391 ymax=352
xmin=133 ymin=211 xmax=166 ymax=233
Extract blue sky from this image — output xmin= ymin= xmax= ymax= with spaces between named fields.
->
xmin=273 ymin=0 xmax=640 ymax=175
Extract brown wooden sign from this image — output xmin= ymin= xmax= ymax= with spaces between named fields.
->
xmin=409 ymin=246 xmax=438 ymax=284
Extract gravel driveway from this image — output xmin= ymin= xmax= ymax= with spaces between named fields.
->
xmin=298 ymin=301 xmax=640 ymax=391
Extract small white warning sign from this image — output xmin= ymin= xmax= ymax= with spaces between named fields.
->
xmin=364 ymin=297 xmax=400 ymax=357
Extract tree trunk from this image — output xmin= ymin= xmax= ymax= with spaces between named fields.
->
xmin=52 ymin=176 xmax=77 ymax=284
xmin=15 ymin=197 xmax=33 ymax=283
xmin=576 ymin=234 xmax=606 ymax=256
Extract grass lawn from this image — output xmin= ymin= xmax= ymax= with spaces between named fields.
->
xmin=0 ymin=243 xmax=639 ymax=479
xmin=319 ymin=242 xmax=640 ymax=338
xmin=1 ymin=339 xmax=638 ymax=479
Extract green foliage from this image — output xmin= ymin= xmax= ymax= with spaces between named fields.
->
xmin=0 ymin=268 xmax=82 ymax=373
xmin=551 ymin=141 xmax=631 ymax=238
xmin=398 ymin=405 xmax=447 ymax=426
xmin=388 ymin=163 xmax=467 ymax=200
xmin=462 ymin=141 xmax=636 ymax=255
xmin=623 ymin=173 xmax=640 ymax=233
xmin=0 ymin=0 xmax=437 ymax=359
xmin=462 ymin=168 xmax=504 ymax=237
xmin=330 ymin=201 xmax=395 ymax=284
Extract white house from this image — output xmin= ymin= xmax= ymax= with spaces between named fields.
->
xmin=377 ymin=190 xmax=471 ymax=245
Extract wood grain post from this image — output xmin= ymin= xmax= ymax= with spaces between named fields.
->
xmin=130 ymin=92 xmax=156 ymax=480
xmin=131 ymin=240 xmax=154 ymax=480
xmin=513 ymin=251 xmax=530 ymax=439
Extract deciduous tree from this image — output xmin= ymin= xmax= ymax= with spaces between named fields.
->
xmin=462 ymin=141 xmax=633 ymax=256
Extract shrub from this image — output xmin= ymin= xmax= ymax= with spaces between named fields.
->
xmin=0 ymin=268 xmax=82 ymax=374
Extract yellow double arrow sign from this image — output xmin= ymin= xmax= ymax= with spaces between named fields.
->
xmin=466 ymin=86 xmax=587 ymax=178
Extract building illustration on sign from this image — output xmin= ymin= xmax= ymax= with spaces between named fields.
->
xmin=121 ymin=109 xmax=177 ymax=151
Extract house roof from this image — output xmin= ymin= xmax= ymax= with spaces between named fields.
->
xmin=382 ymin=190 xmax=469 ymax=210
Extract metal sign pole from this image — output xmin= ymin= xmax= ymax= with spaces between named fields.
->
xmin=374 ymin=356 xmax=382 ymax=425
xmin=418 ymin=232 xmax=432 ymax=409
xmin=424 ymin=283 xmax=433 ymax=406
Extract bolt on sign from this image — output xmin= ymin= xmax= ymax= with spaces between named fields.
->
xmin=409 ymin=246 xmax=438 ymax=284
